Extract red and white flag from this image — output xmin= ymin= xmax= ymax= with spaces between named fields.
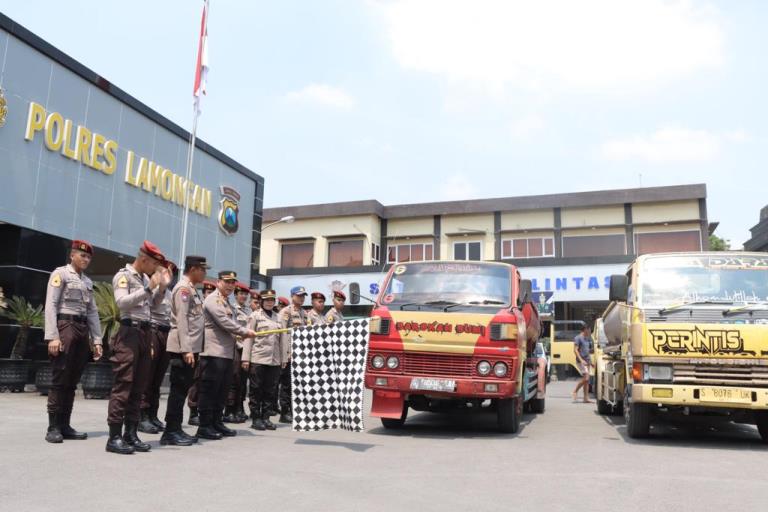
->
xmin=193 ymin=0 xmax=209 ymax=104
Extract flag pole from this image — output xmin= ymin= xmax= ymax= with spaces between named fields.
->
xmin=179 ymin=0 xmax=209 ymax=266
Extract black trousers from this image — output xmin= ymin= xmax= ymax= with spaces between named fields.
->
xmin=198 ymin=356 xmax=233 ymax=418
xmin=47 ymin=320 xmax=90 ymax=415
xmin=164 ymin=353 xmax=198 ymax=430
xmin=278 ymin=361 xmax=292 ymax=414
xmin=248 ymin=364 xmax=281 ymax=416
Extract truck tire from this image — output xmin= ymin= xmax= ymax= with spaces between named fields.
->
xmin=381 ymin=403 xmax=408 ymax=429
xmin=624 ymin=387 xmax=651 ymax=438
xmin=497 ymin=397 xmax=522 ymax=433
xmin=756 ymin=411 xmax=768 ymax=443
xmin=596 ymin=399 xmax=613 ymax=415
xmin=529 ymin=396 xmax=545 ymax=414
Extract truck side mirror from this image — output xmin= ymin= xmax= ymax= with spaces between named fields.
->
xmin=349 ymin=282 xmax=360 ymax=305
xmin=518 ymin=279 xmax=532 ymax=305
xmin=609 ymin=275 xmax=628 ymax=302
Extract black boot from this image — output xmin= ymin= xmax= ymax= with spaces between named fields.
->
xmin=236 ymin=403 xmax=248 ymax=423
xmin=213 ymin=410 xmax=237 ymax=437
xmin=222 ymin=406 xmax=238 ymax=423
xmin=138 ymin=410 xmax=159 ymax=434
xmin=262 ymin=412 xmax=277 ymax=431
xmin=123 ymin=421 xmax=152 ymax=452
xmin=179 ymin=428 xmax=199 ymax=444
xmin=45 ymin=413 xmax=63 ymax=443
xmin=149 ymin=405 xmax=165 ymax=431
xmin=279 ymin=411 xmax=293 ymax=424
xmin=59 ymin=412 xmax=87 ymax=440
xmin=188 ymin=407 xmax=200 ymax=426
xmin=195 ymin=411 xmax=223 ymax=440
xmin=160 ymin=421 xmax=194 ymax=447
xmin=105 ymin=423 xmax=135 ymax=455
xmin=250 ymin=405 xmax=265 ymax=430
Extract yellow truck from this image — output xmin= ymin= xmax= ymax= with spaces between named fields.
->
xmin=595 ymin=252 xmax=768 ymax=441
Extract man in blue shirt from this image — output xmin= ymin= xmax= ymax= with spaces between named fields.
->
xmin=571 ymin=325 xmax=593 ymax=403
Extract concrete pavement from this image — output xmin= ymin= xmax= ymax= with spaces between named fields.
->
xmin=0 ymin=380 xmax=766 ymax=512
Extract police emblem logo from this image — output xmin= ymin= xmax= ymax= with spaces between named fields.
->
xmin=218 ymin=186 xmax=240 ymax=235
xmin=0 ymin=88 xmax=7 ymax=128
xmin=51 ymin=273 xmax=62 ymax=287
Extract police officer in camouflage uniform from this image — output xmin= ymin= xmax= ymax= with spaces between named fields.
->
xmin=106 ymin=241 xmax=169 ymax=455
xmin=277 ymin=286 xmax=309 ymax=424
xmin=43 ymin=240 xmax=103 ymax=444
xmin=160 ymin=255 xmax=209 ymax=447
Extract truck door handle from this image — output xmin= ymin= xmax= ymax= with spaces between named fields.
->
xmin=553 ymin=354 xmax=561 ymax=359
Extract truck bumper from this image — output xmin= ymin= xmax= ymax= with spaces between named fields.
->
xmin=632 ymin=383 xmax=768 ymax=410
xmin=366 ymin=374 xmax=517 ymax=418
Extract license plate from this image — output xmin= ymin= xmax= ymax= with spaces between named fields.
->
xmin=410 ymin=378 xmax=456 ymax=392
xmin=699 ymin=387 xmax=752 ymax=404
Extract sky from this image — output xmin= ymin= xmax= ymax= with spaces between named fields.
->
xmin=2 ymin=0 xmax=766 ymax=247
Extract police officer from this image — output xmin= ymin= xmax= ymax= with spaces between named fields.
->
xmin=277 ymin=286 xmax=309 ymax=424
xmin=187 ymin=279 xmax=218 ymax=425
xmin=242 ymin=290 xmax=285 ymax=431
xmin=139 ymin=259 xmax=176 ymax=435
xmin=276 ymin=296 xmax=289 ymax=312
xmin=307 ymin=292 xmax=329 ymax=326
xmin=160 ymin=255 xmax=209 ymax=447
xmin=326 ymin=290 xmax=346 ymax=323
xmin=223 ymin=282 xmax=251 ymax=423
xmin=249 ymin=290 xmax=261 ymax=314
xmin=196 ymin=271 xmax=257 ymax=440
xmin=43 ymin=240 xmax=103 ymax=444
xmin=107 ymin=241 xmax=169 ymax=455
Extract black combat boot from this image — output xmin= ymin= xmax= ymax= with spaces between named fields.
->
xmin=45 ymin=413 xmax=63 ymax=443
xmin=160 ymin=421 xmax=194 ymax=446
xmin=279 ymin=411 xmax=293 ymax=424
xmin=250 ymin=405 xmax=265 ymax=430
xmin=138 ymin=410 xmax=159 ymax=434
xmin=123 ymin=421 xmax=152 ymax=452
xmin=59 ymin=412 xmax=88 ymax=440
xmin=149 ymin=405 xmax=165 ymax=431
xmin=222 ymin=405 xmax=238 ymax=423
xmin=213 ymin=410 xmax=237 ymax=437
xmin=105 ymin=423 xmax=135 ymax=455
xmin=262 ymin=411 xmax=277 ymax=431
xmin=195 ymin=411 xmax=223 ymax=440
xmin=188 ymin=406 xmax=200 ymax=426
xmin=236 ymin=403 xmax=248 ymax=423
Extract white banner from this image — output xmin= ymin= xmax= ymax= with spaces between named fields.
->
xmin=518 ymin=263 xmax=629 ymax=302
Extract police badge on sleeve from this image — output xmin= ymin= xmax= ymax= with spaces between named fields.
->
xmin=218 ymin=186 xmax=240 ymax=235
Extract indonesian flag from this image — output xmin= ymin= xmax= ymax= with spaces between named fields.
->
xmin=193 ymin=0 xmax=209 ymax=102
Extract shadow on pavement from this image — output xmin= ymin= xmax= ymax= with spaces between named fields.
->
xmin=367 ymin=408 xmax=540 ymax=439
xmin=294 ymin=438 xmax=376 ymax=452
xmin=598 ymin=411 xmax=767 ymax=450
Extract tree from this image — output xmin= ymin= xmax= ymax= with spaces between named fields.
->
xmin=0 ymin=296 xmax=44 ymax=359
xmin=709 ymin=234 xmax=730 ymax=251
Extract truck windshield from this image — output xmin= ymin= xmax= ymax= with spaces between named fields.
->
xmin=640 ymin=255 xmax=768 ymax=308
xmin=382 ymin=262 xmax=512 ymax=307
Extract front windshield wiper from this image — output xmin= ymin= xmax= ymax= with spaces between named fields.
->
xmin=658 ymin=300 xmax=734 ymax=315
xmin=399 ymin=300 xmax=461 ymax=311
xmin=444 ymin=299 xmax=507 ymax=311
xmin=398 ymin=303 xmax=423 ymax=311
xmin=723 ymin=302 xmax=768 ymax=316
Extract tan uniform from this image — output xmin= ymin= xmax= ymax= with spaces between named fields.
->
xmin=307 ymin=309 xmax=329 ymax=327
xmin=201 ymin=289 xmax=250 ymax=360
xmin=113 ymin=264 xmax=160 ymax=321
xmin=277 ymin=304 xmax=308 ymax=415
xmin=167 ymin=276 xmax=205 ymax=354
xmin=243 ymin=309 xmax=285 ymax=366
xmin=325 ymin=308 xmax=345 ymax=324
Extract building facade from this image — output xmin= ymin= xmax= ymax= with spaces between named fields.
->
xmin=262 ymin=184 xmax=709 ymax=321
xmin=0 ymin=14 xmax=264 ymax=358
xmin=745 ymin=205 xmax=768 ymax=252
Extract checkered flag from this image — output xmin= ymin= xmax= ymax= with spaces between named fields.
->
xmin=291 ymin=319 xmax=369 ymax=432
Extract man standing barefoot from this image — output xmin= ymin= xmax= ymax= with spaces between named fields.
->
xmin=572 ymin=325 xmax=593 ymax=403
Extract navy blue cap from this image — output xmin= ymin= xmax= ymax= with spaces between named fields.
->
xmin=290 ymin=286 xmax=307 ymax=296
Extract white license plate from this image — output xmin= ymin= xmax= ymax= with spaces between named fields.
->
xmin=410 ymin=378 xmax=456 ymax=392
xmin=699 ymin=387 xmax=752 ymax=404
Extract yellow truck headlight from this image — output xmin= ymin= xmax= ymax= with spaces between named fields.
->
xmin=645 ymin=364 xmax=672 ymax=381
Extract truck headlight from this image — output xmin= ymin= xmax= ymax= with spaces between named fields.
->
xmin=372 ymin=355 xmax=385 ymax=369
xmin=645 ymin=364 xmax=672 ymax=381
xmin=493 ymin=362 xmax=508 ymax=377
xmin=477 ymin=360 xmax=491 ymax=376
xmin=386 ymin=356 xmax=400 ymax=369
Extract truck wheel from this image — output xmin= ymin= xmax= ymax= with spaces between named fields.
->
xmin=529 ymin=397 xmax=545 ymax=414
xmin=380 ymin=403 xmax=408 ymax=429
xmin=624 ymin=387 xmax=651 ymax=438
xmin=596 ymin=399 xmax=613 ymax=415
xmin=756 ymin=411 xmax=768 ymax=443
xmin=497 ymin=397 xmax=522 ymax=433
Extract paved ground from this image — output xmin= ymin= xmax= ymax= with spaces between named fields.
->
xmin=1 ymin=379 xmax=766 ymax=512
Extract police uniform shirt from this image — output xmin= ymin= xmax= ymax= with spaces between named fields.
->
xmin=307 ymin=309 xmax=329 ymax=327
xmin=201 ymin=289 xmax=251 ymax=360
xmin=234 ymin=303 xmax=249 ymax=349
xmin=167 ymin=276 xmax=204 ymax=354
xmin=150 ymin=288 xmax=172 ymax=327
xmin=44 ymin=264 xmax=102 ymax=344
xmin=325 ymin=308 xmax=345 ymax=324
xmin=242 ymin=309 xmax=284 ymax=366
xmin=279 ymin=304 xmax=308 ymax=362
xmin=113 ymin=264 xmax=159 ymax=321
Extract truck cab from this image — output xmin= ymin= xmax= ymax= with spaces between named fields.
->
xmin=365 ymin=260 xmax=546 ymax=433
xmin=596 ymin=252 xmax=768 ymax=441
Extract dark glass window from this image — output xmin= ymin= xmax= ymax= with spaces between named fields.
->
xmin=562 ymin=234 xmax=626 ymax=257
xmin=281 ymin=242 xmax=314 ymax=268
xmin=328 ymin=240 xmax=364 ymax=267
xmin=635 ymin=231 xmax=701 ymax=256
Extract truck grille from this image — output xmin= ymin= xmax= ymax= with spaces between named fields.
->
xmin=673 ymin=364 xmax=768 ymax=388
xmin=403 ymin=353 xmax=474 ymax=377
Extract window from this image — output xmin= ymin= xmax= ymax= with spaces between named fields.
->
xmin=562 ymin=234 xmax=626 ymax=257
xmin=453 ymin=241 xmax=482 ymax=261
xmin=328 ymin=239 xmax=364 ymax=267
xmin=281 ymin=242 xmax=314 ymax=268
xmin=371 ymin=242 xmax=381 ymax=265
xmin=387 ymin=243 xmax=433 ymax=263
xmin=634 ymin=231 xmax=701 ymax=256
xmin=502 ymin=237 xmax=554 ymax=259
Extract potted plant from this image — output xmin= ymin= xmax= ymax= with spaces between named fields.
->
xmin=0 ymin=294 xmax=43 ymax=392
xmin=80 ymin=282 xmax=117 ymax=399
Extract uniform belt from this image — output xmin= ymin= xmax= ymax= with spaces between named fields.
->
xmin=150 ymin=322 xmax=171 ymax=333
xmin=120 ymin=318 xmax=151 ymax=330
xmin=57 ymin=314 xmax=87 ymax=324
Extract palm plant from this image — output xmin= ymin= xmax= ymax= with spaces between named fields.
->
xmin=93 ymin=282 xmax=120 ymax=358
xmin=0 ymin=296 xmax=44 ymax=359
